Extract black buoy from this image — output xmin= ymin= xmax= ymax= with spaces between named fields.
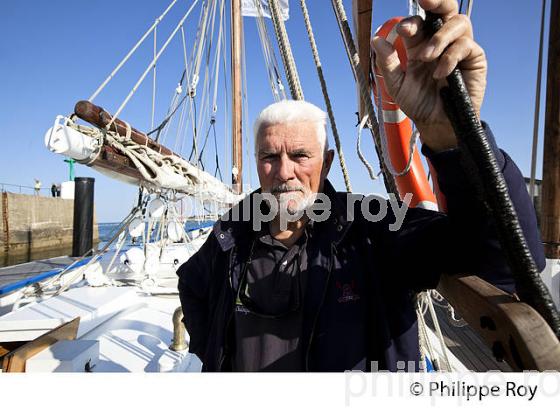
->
xmin=72 ymin=177 xmax=95 ymax=257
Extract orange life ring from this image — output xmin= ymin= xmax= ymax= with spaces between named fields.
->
xmin=373 ymin=17 xmax=447 ymax=212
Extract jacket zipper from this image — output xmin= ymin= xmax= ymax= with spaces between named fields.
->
xmin=218 ymin=248 xmax=236 ymax=371
xmin=305 ymin=242 xmax=336 ymax=371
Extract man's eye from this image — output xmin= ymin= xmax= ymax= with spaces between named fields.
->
xmin=293 ymin=153 xmax=309 ymax=159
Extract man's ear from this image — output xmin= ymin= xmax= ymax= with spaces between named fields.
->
xmin=322 ymin=149 xmax=335 ymax=177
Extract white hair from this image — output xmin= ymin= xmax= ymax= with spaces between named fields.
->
xmin=253 ymin=100 xmax=329 ymax=156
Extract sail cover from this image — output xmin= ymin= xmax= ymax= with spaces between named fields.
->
xmin=241 ymin=0 xmax=289 ymax=21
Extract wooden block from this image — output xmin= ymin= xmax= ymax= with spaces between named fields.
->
xmin=2 ymin=317 xmax=80 ymax=372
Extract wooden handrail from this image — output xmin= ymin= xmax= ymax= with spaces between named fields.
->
xmin=437 ymin=274 xmax=560 ymax=371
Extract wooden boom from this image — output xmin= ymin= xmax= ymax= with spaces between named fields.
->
xmin=74 ymin=100 xmax=176 ymax=157
xmin=73 ymin=100 xmax=167 ymax=184
xmin=438 ymin=274 xmax=560 ymax=371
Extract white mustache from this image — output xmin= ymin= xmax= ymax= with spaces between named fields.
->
xmin=271 ymin=184 xmax=305 ymax=194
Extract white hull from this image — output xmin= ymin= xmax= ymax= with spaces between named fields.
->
xmin=0 ymin=227 xmax=211 ymax=373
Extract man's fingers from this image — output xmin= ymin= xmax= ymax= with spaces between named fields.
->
xmin=371 ymin=36 xmax=405 ymax=97
xmin=432 ymin=37 xmax=484 ymax=79
xmin=396 ymin=16 xmax=426 ymax=56
xmin=418 ymin=0 xmax=459 ymax=20
xmin=419 ymin=14 xmax=473 ymax=62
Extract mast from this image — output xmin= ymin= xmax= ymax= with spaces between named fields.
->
xmin=542 ymin=0 xmax=560 ymax=260
xmin=231 ymin=0 xmax=243 ymax=194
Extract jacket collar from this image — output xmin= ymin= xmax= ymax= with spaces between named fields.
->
xmin=213 ymin=179 xmax=353 ymax=252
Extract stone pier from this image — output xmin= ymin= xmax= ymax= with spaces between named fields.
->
xmin=0 ymin=192 xmax=98 ymax=260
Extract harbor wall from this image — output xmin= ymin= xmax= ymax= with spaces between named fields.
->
xmin=0 ymin=192 xmax=98 ymax=257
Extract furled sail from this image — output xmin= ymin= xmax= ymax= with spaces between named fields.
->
xmin=44 ymin=102 xmax=241 ymax=205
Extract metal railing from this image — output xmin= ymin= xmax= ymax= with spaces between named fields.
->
xmin=0 ymin=182 xmax=54 ymax=195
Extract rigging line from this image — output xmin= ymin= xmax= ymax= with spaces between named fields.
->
xmin=416 ymin=297 xmax=440 ymax=371
xmin=191 ymin=0 xmax=212 ymax=93
xmin=199 ymin=0 xmax=218 ymax=130
xmin=197 ymin=1 xmax=218 ymax=140
xmin=190 ymin=0 xmax=214 ymax=157
xmin=212 ymin=122 xmax=223 ymax=181
xmin=530 ymin=0 xmax=547 ymax=199
xmin=330 ymin=0 xmax=398 ymax=195
xmin=180 ymin=26 xmax=190 ymax=85
xmin=266 ymin=1 xmax=287 ymax=99
xmin=107 ymin=0 xmax=201 ymax=130
xmin=466 ymin=0 xmax=474 ymax=18
xmin=256 ymin=0 xmax=287 ymax=100
xmin=255 ymin=0 xmax=278 ymax=99
xmin=163 ymin=81 xmax=188 ymax=146
xmin=188 ymin=98 xmax=200 ymax=163
xmin=151 ymin=26 xmax=158 ymax=130
xmin=212 ymin=0 xmax=226 ymax=113
xmin=88 ymin=0 xmax=179 ymax=102
xmin=178 ymin=93 xmax=193 ymax=154
xmin=195 ymin=62 xmax=211 ymax=162
xmin=154 ymin=92 xmax=179 ymax=142
xmin=254 ymin=0 xmax=282 ymax=100
xmin=423 ymin=292 xmax=453 ymax=371
xmin=356 ymin=115 xmax=378 ymax=180
xmin=151 ymin=87 xmax=179 ymax=138
xmin=188 ymin=1 xmax=207 ymax=82
xmin=299 ymin=0 xmax=352 ymax=192
xmin=149 ymin=93 xmax=187 ymax=138
xmin=168 ymin=26 xmax=191 ymax=149
xmin=459 ymin=0 xmax=464 ymax=14
xmin=221 ymin=15 xmax=230 ymax=177
xmin=206 ymin=0 xmax=219 ymax=64
xmin=197 ymin=120 xmax=214 ymax=168
xmin=163 ymin=95 xmax=187 ymax=149
xmin=268 ymin=0 xmax=304 ymax=100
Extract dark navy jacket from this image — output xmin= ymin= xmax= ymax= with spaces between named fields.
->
xmin=177 ymin=125 xmax=545 ymax=371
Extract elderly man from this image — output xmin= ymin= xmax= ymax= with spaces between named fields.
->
xmin=178 ymin=0 xmax=545 ymax=371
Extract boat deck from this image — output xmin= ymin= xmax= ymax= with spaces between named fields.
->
xmin=425 ymin=302 xmax=513 ymax=372
xmin=0 ymin=257 xmax=518 ymax=372
xmin=0 ymin=256 xmax=82 ymax=295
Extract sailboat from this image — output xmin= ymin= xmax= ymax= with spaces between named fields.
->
xmin=0 ymin=0 xmax=558 ymax=372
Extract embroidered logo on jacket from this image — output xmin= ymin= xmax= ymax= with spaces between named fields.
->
xmin=336 ymin=281 xmax=360 ymax=303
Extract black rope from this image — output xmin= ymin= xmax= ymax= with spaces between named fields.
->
xmin=196 ymin=119 xmax=215 ymax=171
xmin=148 ymin=69 xmax=188 ymax=141
xmin=149 ymin=95 xmax=188 ymax=141
xmin=425 ymin=12 xmax=560 ymax=339
xmin=459 ymin=0 xmax=465 ymax=14
xmin=212 ymin=120 xmax=223 ymax=181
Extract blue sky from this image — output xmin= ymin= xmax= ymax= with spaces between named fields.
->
xmin=0 ymin=0 xmax=550 ymax=222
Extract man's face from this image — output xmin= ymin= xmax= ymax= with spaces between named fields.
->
xmin=256 ymin=121 xmax=334 ymax=214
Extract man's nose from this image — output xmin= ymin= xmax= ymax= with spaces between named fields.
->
xmin=276 ymin=155 xmax=296 ymax=182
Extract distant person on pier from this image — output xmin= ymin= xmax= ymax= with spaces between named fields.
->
xmin=51 ymin=183 xmax=57 ymax=198
xmin=56 ymin=183 xmax=61 ymax=197
xmin=34 ymin=179 xmax=41 ymax=196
